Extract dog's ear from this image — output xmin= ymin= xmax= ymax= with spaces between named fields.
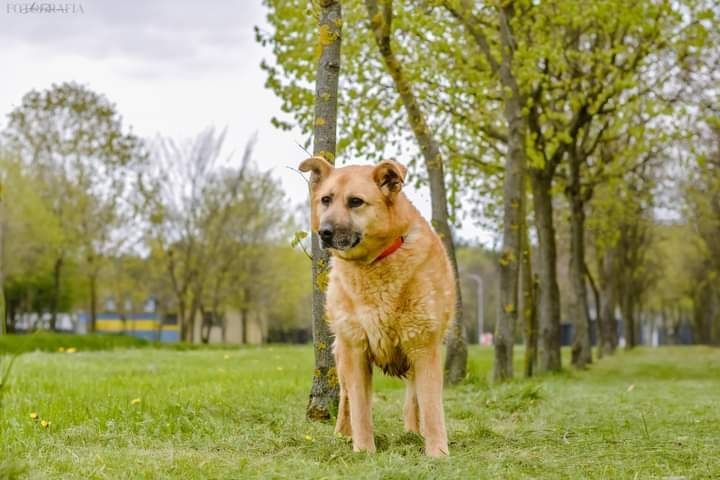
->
xmin=373 ymin=159 xmax=407 ymax=197
xmin=299 ymin=156 xmax=334 ymax=189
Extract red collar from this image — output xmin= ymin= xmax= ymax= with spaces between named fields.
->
xmin=374 ymin=237 xmax=404 ymax=262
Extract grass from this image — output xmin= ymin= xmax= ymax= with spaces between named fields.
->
xmin=0 ymin=340 xmax=718 ymax=479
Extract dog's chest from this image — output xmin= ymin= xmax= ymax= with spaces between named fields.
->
xmin=331 ymin=270 xmax=431 ymax=375
xmin=349 ymin=298 xmax=410 ymax=376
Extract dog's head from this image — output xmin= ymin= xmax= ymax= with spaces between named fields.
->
xmin=299 ymin=156 xmax=408 ymax=261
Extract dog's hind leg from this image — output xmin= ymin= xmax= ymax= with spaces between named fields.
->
xmin=414 ymin=344 xmax=449 ymax=457
xmin=336 ymin=339 xmax=375 ymax=453
xmin=403 ymin=376 xmax=420 ymax=434
xmin=335 ymin=381 xmax=352 ymax=438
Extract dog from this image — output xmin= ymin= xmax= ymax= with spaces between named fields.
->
xmin=299 ymin=156 xmax=455 ymax=457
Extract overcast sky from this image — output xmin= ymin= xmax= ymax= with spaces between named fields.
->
xmin=0 ymin=0 xmax=493 ymax=244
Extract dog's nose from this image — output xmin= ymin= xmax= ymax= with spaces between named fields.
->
xmin=319 ymin=225 xmax=334 ymax=242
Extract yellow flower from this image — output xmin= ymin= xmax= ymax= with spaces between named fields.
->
xmin=40 ymin=420 xmax=51 ymax=428
xmin=57 ymin=347 xmax=65 ymax=352
xmin=223 ymin=354 xmax=230 ymax=360
xmin=304 ymin=435 xmax=314 ymax=442
xmin=131 ymin=398 xmax=141 ymax=405
xmin=30 ymin=412 xmax=39 ymax=420
xmin=66 ymin=347 xmax=77 ymax=353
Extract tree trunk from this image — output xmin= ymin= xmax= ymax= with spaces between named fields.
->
xmin=530 ymin=171 xmax=562 ymax=372
xmin=50 ymin=255 xmax=64 ymax=331
xmin=711 ymin=289 xmax=720 ymax=346
xmin=567 ymin=153 xmax=592 ymax=368
xmin=493 ymin=2 xmax=525 ymax=382
xmin=241 ymin=308 xmax=248 ymax=344
xmin=365 ymin=0 xmax=467 ymax=384
xmin=188 ymin=297 xmax=199 ymax=344
xmin=693 ymin=283 xmax=720 ymax=345
xmin=0 ymin=198 xmax=6 ymax=336
xmin=585 ymin=263 xmax=600 ymax=358
xmin=621 ymin=291 xmax=636 ymax=349
xmin=521 ymin=196 xmax=537 ymax=377
xmin=179 ymin=299 xmax=192 ymax=343
xmin=200 ymin=306 xmax=211 ymax=344
xmin=306 ymin=0 xmax=341 ymax=421
xmin=88 ymin=271 xmax=98 ymax=333
xmin=599 ymin=249 xmax=618 ymax=355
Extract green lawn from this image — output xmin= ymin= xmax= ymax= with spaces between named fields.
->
xmin=1 ymin=341 xmax=718 ymax=479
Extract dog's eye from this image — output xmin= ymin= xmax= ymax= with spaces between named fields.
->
xmin=321 ymin=195 xmax=332 ymax=206
xmin=348 ymin=197 xmax=364 ymax=208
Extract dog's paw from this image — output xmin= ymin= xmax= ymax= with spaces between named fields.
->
xmin=352 ymin=441 xmax=376 ymax=454
xmin=425 ymin=444 xmax=449 ymax=458
xmin=334 ymin=424 xmax=352 ymax=439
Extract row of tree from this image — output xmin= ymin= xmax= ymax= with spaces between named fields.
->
xmin=259 ymin=0 xmax=719 ymax=419
xmin=0 ymin=82 xmax=311 ymax=341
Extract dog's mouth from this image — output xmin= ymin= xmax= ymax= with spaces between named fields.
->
xmin=321 ymin=232 xmax=362 ymax=251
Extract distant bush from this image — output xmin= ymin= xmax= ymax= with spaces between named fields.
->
xmin=0 ymin=332 xmax=148 ymax=355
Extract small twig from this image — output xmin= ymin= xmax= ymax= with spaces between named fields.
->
xmin=295 ymin=142 xmax=312 ymax=157
xmin=285 ymin=165 xmax=310 ymax=186
xmin=299 ymin=241 xmax=313 ymax=261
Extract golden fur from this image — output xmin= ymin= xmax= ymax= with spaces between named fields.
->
xmin=299 ymin=156 xmax=455 ymax=457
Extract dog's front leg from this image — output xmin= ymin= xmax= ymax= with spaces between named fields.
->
xmin=336 ymin=339 xmax=375 ymax=453
xmin=403 ymin=376 xmax=420 ymax=434
xmin=335 ymin=377 xmax=351 ymax=437
xmin=414 ymin=344 xmax=449 ymax=457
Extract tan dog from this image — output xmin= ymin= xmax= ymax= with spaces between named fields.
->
xmin=299 ymin=156 xmax=455 ymax=457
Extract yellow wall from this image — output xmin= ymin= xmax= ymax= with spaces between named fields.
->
xmin=96 ymin=319 xmax=179 ymax=332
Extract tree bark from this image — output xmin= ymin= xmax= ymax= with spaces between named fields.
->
xmin=365 ymin=0 xmax=467 ymax=384
xmin=521 ymin=193 xmax=537 ymax=377
xmin=530 ymin=168 xmax=562 ymax=372
xmin=492 ymin=2 xmax=525 ymax=382
xmin=306 ymin=0 xmax=341 ymax=421
xmin=567 ymin=150 xmax=592 ymax=368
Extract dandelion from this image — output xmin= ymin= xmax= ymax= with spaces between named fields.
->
xmin=30 ymin=412 xmax=39 ymax=420
xmin=304 ymin=434 xmax=314 ymax=442
xmin=57 ymin=347 xmax=65 ymax=352
xmin=131 ymin=398 xmax=141 ymax=405
xmin=66 ymin=347 xmax=77 ymax=354
xmin=40 ymin=420 xmax=51 ymax=429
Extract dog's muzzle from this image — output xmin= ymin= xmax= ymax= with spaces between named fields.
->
xmin=318 ymin=224 xmax=362 ymax=251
